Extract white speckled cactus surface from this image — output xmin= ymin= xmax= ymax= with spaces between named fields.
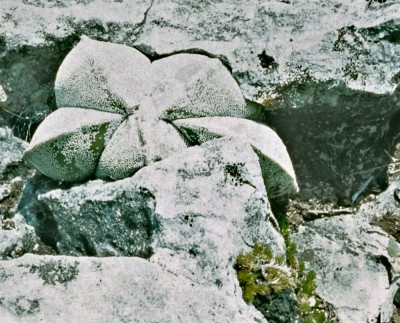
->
xmin=24 ymin=36 xmax=298 ymax=199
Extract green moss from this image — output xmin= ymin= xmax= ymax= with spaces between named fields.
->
xmin=284 ymin=232 xmax=298 ymax=269
xmin=235 ymin=242 xmax=295 ymax=304
xmin=236 ymin=240 xmax=334 ymax=322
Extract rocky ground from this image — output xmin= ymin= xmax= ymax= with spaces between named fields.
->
xmin=1 ymin=0 xmax=400 ymax=322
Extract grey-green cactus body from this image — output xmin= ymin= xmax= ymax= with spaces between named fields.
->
xmin=24 ymin=36 xmax=298 ymax=200
xmin=25 ymin=107 xmax=122 ymax=182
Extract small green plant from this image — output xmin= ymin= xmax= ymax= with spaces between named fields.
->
xmin=236 ymin=237 xmax=332 ymax=322
xmin=296 ymin=263 xmax=327 ymax=322
xmin=236 ymin=242 xmax=295 ymax=303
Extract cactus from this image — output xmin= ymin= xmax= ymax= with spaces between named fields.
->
xmin=25 ymin=36 xmax=298 ymax=203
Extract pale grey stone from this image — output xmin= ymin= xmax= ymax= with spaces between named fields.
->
xmin=134 ymin=0 xmax=400 ymax=99
xmin=0 ymin=214 xmax=38 ymax=260
xmin=23 ymin=138 xmax=283 ymax=297
xmin=292 ymin=213 xmax=400 ymax=322
xmin=2 ymin=0 xmax=398 ymax=102
xmin=0 ymin=254 xmax=266 ymax=322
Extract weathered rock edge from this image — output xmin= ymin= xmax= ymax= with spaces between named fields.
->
xmin=20 ymin=138 xmax=285 ymax=293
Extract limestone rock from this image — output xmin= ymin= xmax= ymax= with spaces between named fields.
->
xmin=21 ymin=137 xmax=284 ymax=295
xmin=0 ymin=128 xmax=32 ymax=220
xmin=2 ymin=0 xmax=398 ymax=101
xmin=0 ymin=254 xmax=266 ymax=322
xmin=34 ymin=178 xmax=155 ymax=257
xmin=0 ymin=0 xmax=152 ymax=50
xmin=134 ymin=0 xmax=400 ymax=99
xmin=174 ymin=116 xmax=298 ymax=201
xmin=141 ymin=137 xmax=285 ymax=290
xmin=0 ymin=213 xmax=38 ymax=260
xmin=292 ymin=213 xmax=400 ymax=322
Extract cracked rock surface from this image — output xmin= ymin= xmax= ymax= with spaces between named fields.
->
xmin=2 ymin=0 xmax=399 ymax=100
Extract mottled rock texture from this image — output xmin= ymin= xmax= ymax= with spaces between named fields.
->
xmin=21 ymin=138 xmax=284 ymax=294
xmin=0 ymin=254 xmax=266 ymax=322
xmin=293 ymin=213 xmax=400 ymax=322
xmin=0 ymin=127 xmax=27 ymax=178
xmin=0 ymin=213 xmax=37 ymax=260
xmin=2 ymin=0 xmax=399 ymax=99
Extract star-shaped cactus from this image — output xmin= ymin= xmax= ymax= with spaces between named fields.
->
xmin=24 ymin=37 xmax=298 ymax=200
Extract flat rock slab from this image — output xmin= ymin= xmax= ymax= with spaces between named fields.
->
xmin=134 ymin=0 xmax=400 ymax=98
xmin=0 ymin=0 xmax=152 ymax=49
xmin=0 ymin=254 xmax=266 ymax=322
